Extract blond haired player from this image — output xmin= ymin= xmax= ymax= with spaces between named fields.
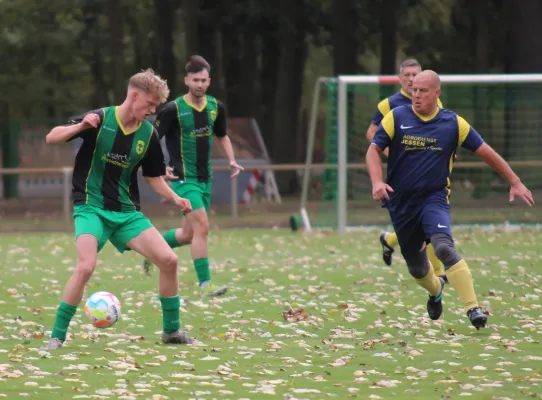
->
xmin=43 ymin=69 xmax=194 ymax=349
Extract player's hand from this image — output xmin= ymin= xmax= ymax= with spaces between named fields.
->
xmin=81 ymin=113 xmax=100 ymax=129
xmin=372 ymin=181 xmax=394 ymax=201
xmin=164 ymin=167 xmax=179 ymax=181
xmin=510 ymin=182 xmax=534 ymax=206
xmin=172 ymin=196 xmax=192 ymax=213
xmin=229 ymin=160 xmax=244 ymax=178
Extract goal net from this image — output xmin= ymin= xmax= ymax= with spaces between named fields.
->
xmin=300 ymin=75 xmax=542 ymax=234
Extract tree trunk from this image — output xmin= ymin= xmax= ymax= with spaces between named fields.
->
xmin=82 ymin=0 xmax=109 ymax=108
xmin=259 ymin=25 xmax=279 ymax=155
xmin=503 ymin=0 xmax=542 ymax=188
xmin=272 ymin=0 xmax=308 ymax=193
xmin=183 ymin=0 xmax=200 ymax=60
xmin=106 ymin=0 xmax=125 ymax=103
xmin=124 ymin=8 xmax=145 ymax=76
xmin=197 ymin=1 xmax=225 ymax=100
xmin=331 ymin=0 xmax=360 ymax=75
xmin=331 ymin=0 xmax=361 ymax=200
xmin=222 ymin=25 xmax=244 ymax=117
xmin=154 ymin=0 xmax=177 ymax=93
xmin=237 ymin=30 xmax=259 ymax=117
xmin=471 ymin=1 xmax=492 ymax=198
xmin=379 ymin=0 xmax=397 ymax=99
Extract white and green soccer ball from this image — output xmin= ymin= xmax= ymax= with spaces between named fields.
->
xmin=84 ymin=291 xmax=121 ymax=328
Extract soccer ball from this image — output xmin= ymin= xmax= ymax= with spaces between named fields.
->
xmin=84 ymin=291 xmax=121 ymax=328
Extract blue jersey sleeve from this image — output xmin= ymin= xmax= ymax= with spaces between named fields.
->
xmin=371 ymin=111 xmax=395 ymax=150
xmin=371 ymin=98 xmax=391 ymax=126
xmin=457 ymin=116 xmax=484 ymax=152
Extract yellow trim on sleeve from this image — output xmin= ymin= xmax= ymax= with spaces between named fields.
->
xmin=457 ymin=115 xmax=471 ymax=146
xmin=377 ymin=98 xmax=391 ymax=117
xmin=381 ymin=110 xmax=395 ymax=139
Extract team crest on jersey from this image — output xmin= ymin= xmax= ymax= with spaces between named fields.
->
xmin=210 ymin=110 xmax=217 ymax=121
xmin=136 ymin=140 xmax=145 ymax=155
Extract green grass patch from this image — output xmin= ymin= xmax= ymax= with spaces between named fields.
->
xmin=0 ymin=230 xmax=541 ymax=399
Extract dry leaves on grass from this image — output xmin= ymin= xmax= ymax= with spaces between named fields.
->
xmin=282 ymin=307 xmax=308 ymax=322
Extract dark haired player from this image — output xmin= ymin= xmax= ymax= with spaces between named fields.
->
xmin=143 ymin=55 xmax=243 ymax=297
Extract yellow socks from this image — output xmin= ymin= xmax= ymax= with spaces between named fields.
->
xmin=415 ymin=263 xmax=442 ymax=296
xmin=385 ymin=232 xmax=398 ymax=248
xmin=427 ymin=244 xmax=445 ymax=276
xmin=446 ymin=260 xmax=479 ymax=312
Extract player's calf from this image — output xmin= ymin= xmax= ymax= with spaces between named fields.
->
xmin=403 ymin=249 xmax=447 ymax=320
xmin=431 ymin=234 xmax=487 ymax=328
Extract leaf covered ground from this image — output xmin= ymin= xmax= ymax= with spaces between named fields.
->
xmin=0 ymin=229 xmax=541 ymax=399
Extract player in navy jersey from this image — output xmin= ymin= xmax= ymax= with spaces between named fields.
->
xmin=366 ymin=59 xmax=443 ymax=275
xmin=366 ymin=70 xmax=534 ymax=329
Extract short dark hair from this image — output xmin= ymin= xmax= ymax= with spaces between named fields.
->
xmin=185 ymin=55 xmax=211 ymax=74
xmin=399 ymin=58 xmax=421 ymax=73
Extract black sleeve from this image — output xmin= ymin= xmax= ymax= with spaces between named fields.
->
xmin=141 ymin=128 xmax=166 ymax=177
xmin=154 ymin=101 xmax=178 ymax=140
xmin=65 ymin=109 xmax=104 ymax=142
xmin=214 ymin=100 xmax=227 ymax=138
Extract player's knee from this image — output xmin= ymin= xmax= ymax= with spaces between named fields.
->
xmin=192 ymin=214 xmax=209 ymax=237
xmin=404 ymin=252 xmax=429 ymax=279
xmin=178 ymin=229 xmax=193 ymax=244
xmin=431 ymin=233 xmax=461 ymax=268
xmin=75 ymin=259 xmax=96 ymax=282
xmin=157 ymin=251 xmax=178 ymax=273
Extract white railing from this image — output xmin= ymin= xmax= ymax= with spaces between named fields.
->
xmin=2 ymin=162 xmax=539 ymax=228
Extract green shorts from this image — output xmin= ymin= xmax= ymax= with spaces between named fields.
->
xmin=73 ymin=204 xmax=153 ymax=253
xmin=170 ymin=179 xmax=212 ymax=213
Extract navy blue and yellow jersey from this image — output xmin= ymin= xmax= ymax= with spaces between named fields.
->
xmin=371 ymin=105 xmax=484 ymax=199
xmin=371 ymin=89 xmax=443 ymax=126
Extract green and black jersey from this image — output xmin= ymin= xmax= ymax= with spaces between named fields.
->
xmin=155 ymin=94 xmax=227 ymax=182
xmin=66 ymin=106 xmax=166 ymax=212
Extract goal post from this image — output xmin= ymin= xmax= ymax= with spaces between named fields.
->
xmin=299 ymin=74 xmax=542 ymax=234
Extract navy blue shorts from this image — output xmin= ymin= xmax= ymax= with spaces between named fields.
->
xmin=387 ymin=190 xmax=452 ymax=258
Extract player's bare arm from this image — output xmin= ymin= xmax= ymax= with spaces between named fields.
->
xmin=366 ymin=144 xmax=394 ymax=201
xmin=367 ymin=124 xmax=390 ymax=157
xmin=475 ymin=143 xmax=534 ymax=206
xmin=45 ymin=113 xmax=100 ymax=144
xmin=213 ymin=101 xmax=243 ymax=178
xmin=366 ymin=123 xmax=378 ymax=143
xmin=217 ymin=136 xmax=243 ymax=178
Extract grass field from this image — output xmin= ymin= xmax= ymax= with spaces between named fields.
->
xmin=0 ymin=229 xmax=541 ymax=399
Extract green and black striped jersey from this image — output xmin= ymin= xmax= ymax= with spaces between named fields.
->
xmin=66 ymin=106 xmax=166 ymax=211
xmin=155 ymin=95 xmax=227 ymax=182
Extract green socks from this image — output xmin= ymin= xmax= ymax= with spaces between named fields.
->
xmin=164 ymin=229 xmax=182 ymax=249
xmin=51 ymin=301 xmax=77 ymax=341
xmin=163 ymin=229 xmax=211 ymax=287
xmin=159 ymin=295 xmax=181 ymax=334
xmin=194 ymin=258 xmax=211 ymax=285
xmin=51 ymin=297 xmax=181 ymax=339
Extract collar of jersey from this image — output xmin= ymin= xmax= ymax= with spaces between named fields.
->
xmin=412 ymin=105 xmax=439 ymax=122
xmin=183 ymin=95 xmax=207 ymax=112
xmin=115 ymin=107 xmax=141 ymax=135
xmin=400 ymin=88 xmax=412 ymax=99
